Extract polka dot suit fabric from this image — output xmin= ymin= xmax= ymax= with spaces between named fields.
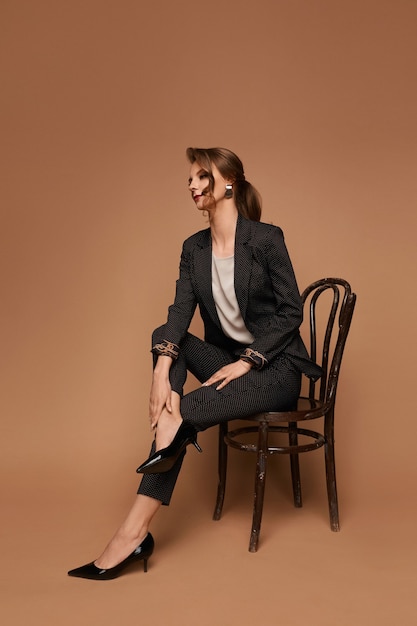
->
xmin=137 ymin=215 xmax=322 ymax=505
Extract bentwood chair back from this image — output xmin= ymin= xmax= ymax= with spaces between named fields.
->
xmin=213 ymin=278 xmax=356 ymax=552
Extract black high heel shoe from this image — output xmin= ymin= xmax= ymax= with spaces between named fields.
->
xmin=67 ymin=532 xmax=154 ymax=580
xmin=136 ymin=421 xmax=202 ymax=474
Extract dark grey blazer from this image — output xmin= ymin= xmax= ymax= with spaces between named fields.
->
xmin=157 ymin=214 xmax=322 ymax=380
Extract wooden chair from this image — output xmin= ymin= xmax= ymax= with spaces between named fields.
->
xmin=213 ymin=278 xmax=356 ymax=552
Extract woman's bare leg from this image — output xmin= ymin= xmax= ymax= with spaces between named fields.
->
xmin=94 ymin=495 xmax=161 ymax=569
xmin=154 ymin=391 xmax=183 ymax=451
xmin=94 ymin=396 xmax=185 ymax=568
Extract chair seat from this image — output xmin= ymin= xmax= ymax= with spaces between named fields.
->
xmin=245 ymin=396 xmax=328 ymax=423
xmin=225 ymin=398 xmax=327 ymax=455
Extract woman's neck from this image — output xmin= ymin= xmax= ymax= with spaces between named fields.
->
xmin=209 ymin=204 xmax=238 ymax=258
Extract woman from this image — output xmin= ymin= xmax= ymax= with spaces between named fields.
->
xmin=68 ymin=147 xmax=321 ymax=580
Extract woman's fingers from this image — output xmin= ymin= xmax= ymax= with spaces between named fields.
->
xmin=149 ymin=397 xmax=164 ymax=429
xmin=214 ymin=377 xmax=229 ymax=390
xmin=149 ymin=406 xmax=160 ymax=430
xmin=202 ymin=360 xmax=252 ymax=390
xmin=149 ymin=376 xmax=172 ymax=429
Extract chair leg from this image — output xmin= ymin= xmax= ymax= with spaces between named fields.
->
xmin=289 ymin=421 xmax=302 ymax=508
xmin=324 ymin=413 xmax=340 ymax=531
xmin=249 ymin=421 xmax=268 ymax=552
xmin=213 ymin=422 xmax=228 ymax=521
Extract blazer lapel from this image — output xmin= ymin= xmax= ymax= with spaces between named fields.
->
xmin=193 ymin=229 xmax=222 ymax=328
xmin=234 ymin=215 xmax=253 ymax=320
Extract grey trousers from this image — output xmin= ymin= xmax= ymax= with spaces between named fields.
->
xmin=137 ymin=329 xmax=301 ymax=505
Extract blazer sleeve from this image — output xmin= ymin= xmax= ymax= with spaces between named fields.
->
xmin=151 ymin=240 xmax=197 ymax=359
xmin=239 ymin=226 xmax=303 ymax=368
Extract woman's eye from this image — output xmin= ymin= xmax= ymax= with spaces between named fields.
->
xmin=199 ymin=173 xmax=208 ymax=179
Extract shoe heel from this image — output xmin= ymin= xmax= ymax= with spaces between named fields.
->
xmin=143 ymin=558 xmax=149 ymax=573
xmin=193 ymin=440 xmax=202 ymax=453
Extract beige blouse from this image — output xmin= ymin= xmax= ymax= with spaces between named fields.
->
xmin=212 ymin=253 xmax=254 ymax=345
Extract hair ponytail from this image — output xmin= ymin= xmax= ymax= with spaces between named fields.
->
xmin=234 ymin=179 xmax=262 ymax=222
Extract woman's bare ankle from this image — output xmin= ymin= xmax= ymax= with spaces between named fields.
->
xmin=94 ymin=528 xmax=148 ymax=569
xmin=155 ymin=411 xmax=183 ymax=451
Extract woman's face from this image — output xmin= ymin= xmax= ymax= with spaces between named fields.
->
xmin=188 ymin=161 xmax=230 ymax=211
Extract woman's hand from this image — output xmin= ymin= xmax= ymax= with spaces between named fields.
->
xmin=202 ymin=359 xmax=252 ymax=391
xmin=149 ymin=357 xmax=173 ymax=430
xmin=149 ymin=376 xmax=172 ymax=430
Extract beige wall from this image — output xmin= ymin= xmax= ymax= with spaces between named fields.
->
xmin=1 ymin=0 xmax=416 ymax=553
